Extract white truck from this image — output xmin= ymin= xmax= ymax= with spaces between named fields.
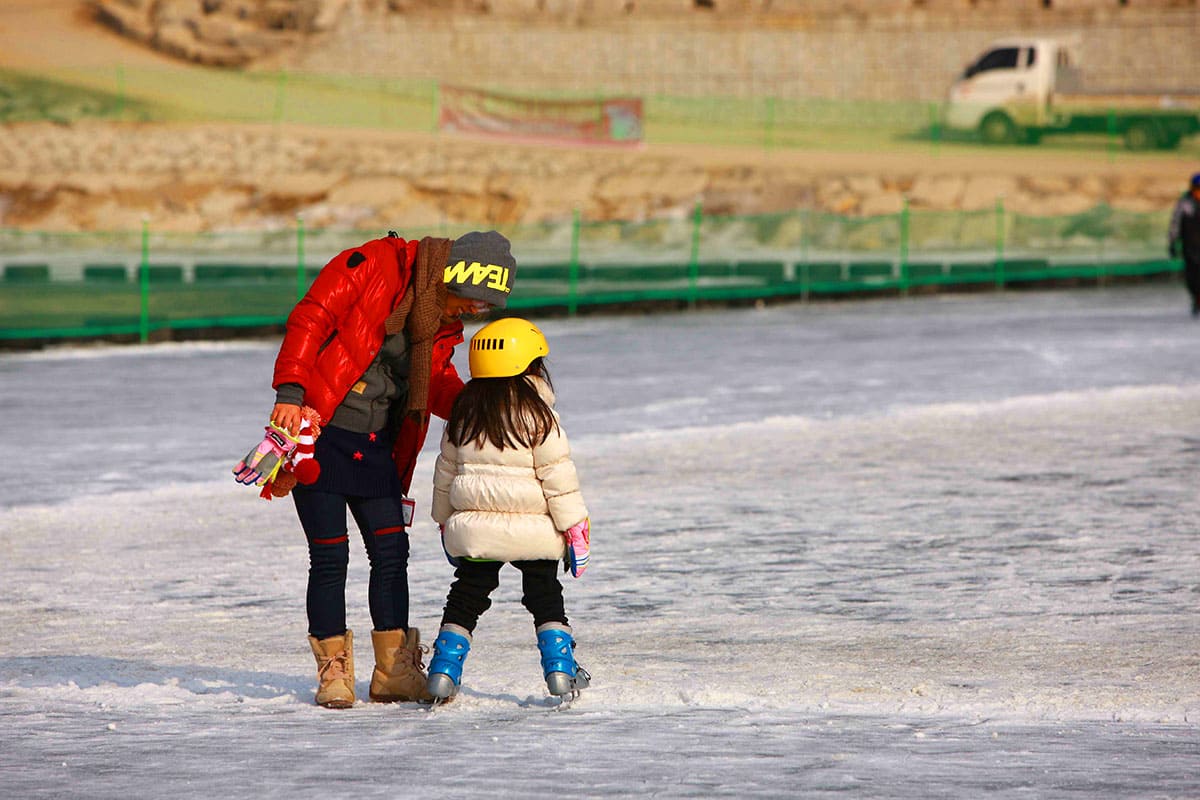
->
xmin=944 ymin=37 xmax=1200 ymax=150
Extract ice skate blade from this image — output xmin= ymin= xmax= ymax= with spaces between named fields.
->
xmin=546 ymin=666 xmax=590 ymax=700
xmin=421 ymin=693 xmax=458 ymax=710
xmin=545 ymin=671 xmax=574 ymax=696
xmin=427 ymin=673 xmax=459 ymax=701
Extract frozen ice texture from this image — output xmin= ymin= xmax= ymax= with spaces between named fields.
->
xmin=1 ymin=285 xmax=1197 ymax=798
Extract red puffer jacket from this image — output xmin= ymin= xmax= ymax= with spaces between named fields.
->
xmin=272 ymin=234 xmax=465 ymax=493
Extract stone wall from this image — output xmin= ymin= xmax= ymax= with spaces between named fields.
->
xmin=287 ymin=8 xmax=1200 ymax=101
xmin=0 ymin=122 xmax=1182 ymax=233
xmin=90 ymin=0 xmax=349 ymax=66
xmin=89 ymin=2 xmax=1200 ymax=100
xmin=21 ymin=3 xmax=1197 ymax=235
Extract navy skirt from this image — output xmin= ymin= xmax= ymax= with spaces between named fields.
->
xmin=305 ymin=424 xmax=401 ymax=498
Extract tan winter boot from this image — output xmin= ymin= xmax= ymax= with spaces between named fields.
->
xmin=308 ymin=629 xmax=355 ymax=709
xmin=369 ymin=628 xmax=434 ymax=703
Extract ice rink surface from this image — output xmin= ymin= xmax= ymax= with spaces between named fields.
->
xmin=1 ymin=283 xmax=1198 ymax=798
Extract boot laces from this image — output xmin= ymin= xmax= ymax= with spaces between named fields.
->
xmin=318 ymin=648 xmax=350 ymax=683
xmin=414 ymin=642 xmax=430 ymax=672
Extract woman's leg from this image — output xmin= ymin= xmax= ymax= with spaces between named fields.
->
xmin=512 ymin=559 xmax=568 ymax=629
xmin=440 ymin=560 xmax=504 ymax=633
xmin=292 ymin=487 xmax=351 ymax=640
xmin=348 ymin=495 xmax=411 ymax=633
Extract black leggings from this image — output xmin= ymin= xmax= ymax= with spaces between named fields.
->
xmin=1186 ymin=258 xmax=1200 ymax=304
xmin=292 ymin=487 xmax=410 ymax=640
xmin=440 ymin=559 xmax=567 ymax=634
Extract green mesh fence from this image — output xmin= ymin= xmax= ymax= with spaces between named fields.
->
xmin=6 ymin=64 xmax=1200 ymax=159
xmin=0 ymin=204 xmax=1177 ymax=342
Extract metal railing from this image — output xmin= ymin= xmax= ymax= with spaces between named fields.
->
xmin=0 ymin=203 xmax=1177 ymax=342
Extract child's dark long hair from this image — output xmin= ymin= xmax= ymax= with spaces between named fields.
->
xmin=447 ymin=357 xmax=559 ymax=450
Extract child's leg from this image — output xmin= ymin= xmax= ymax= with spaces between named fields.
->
xmin=428 ymin=561 xmax=503 ymax=699
xmin=348 ymin=495 xmax=411 ymax=633
xmin=512 ymin=559 xmax=568 ymax=629
xmin=440 ymin=560 xmax=504 ymax=633
xmin=512 ymin=560 xmax=588 ymax=696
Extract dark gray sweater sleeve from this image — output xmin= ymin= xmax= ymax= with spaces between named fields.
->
xmin=274 ymin=382 xmax=304 ymax=407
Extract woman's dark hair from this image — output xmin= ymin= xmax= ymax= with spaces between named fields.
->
xmin=447 ymin=357 xmax=559 ymax=450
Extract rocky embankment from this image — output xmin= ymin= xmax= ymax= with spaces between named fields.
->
xmin=0 ymin=121 xmax=1184 ymax=234
xmin=89 ymin=0 xmax=350 ymax=67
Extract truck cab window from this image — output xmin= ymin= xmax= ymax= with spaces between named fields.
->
xmin=965 ymin=47 xmax=1021 ymax=78
xmin=1025 ymin=47 xmax=1037 ymax=68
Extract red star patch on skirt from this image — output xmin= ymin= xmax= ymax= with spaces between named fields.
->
xmin=353 ymin=451 xmax=364 ymax=461
xmin=368 ymin=432 xmax=377 ymax=442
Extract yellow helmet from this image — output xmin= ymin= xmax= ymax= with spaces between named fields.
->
xmin=468 ymin=317 xmax=550 ymax=378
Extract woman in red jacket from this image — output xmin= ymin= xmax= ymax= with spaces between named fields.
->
xmin=264 ymin=229 xmax=516 ymax=708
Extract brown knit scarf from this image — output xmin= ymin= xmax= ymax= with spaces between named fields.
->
xmin=383 ymin=236 xmax=451 ymax=424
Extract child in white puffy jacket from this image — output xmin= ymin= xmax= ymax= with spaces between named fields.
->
xmin=426 ymin=317 xmax=591 ymax=703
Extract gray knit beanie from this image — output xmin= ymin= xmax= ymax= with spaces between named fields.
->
xmin=443 ymin=230 xmax=517 ymax=308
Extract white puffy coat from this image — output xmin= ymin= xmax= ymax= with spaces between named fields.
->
xmin=431 ymin=376 xmax=588 ymax=562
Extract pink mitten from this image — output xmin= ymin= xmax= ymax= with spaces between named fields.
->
xmin=564 ymin=518 xmax=590 ymax=578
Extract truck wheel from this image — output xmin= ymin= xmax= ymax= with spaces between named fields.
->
xmin=1123 ymin=121 xmax=1160 ymax=151
xmin=979 ymin=112 xmax=1017 ymax=145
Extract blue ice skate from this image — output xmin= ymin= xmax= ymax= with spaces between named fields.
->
xmin=426 ymin=625 xmax=471 ymax=701
xmin=536 ymin=623 xmax=591 ymax=698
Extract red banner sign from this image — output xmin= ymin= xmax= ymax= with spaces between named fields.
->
xmin=438 ymin=85 xmax=643 ymax=147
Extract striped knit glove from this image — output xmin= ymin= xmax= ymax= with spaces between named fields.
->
xmin=260 ymin=416 xmax=322 ymax=500
xmin=563 ymin=518 xmax=590 ymax=578
xmin=233 ymin=423 xmax=299 ymax=487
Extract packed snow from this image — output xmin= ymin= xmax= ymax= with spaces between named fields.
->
xmin=1 ymin=283 xmax=1198 ymax=798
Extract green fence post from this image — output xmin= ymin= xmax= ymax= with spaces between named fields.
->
xmin=116 ymin=64 xmax=126 ymax=120
xmin=899 ymin=196 xmax=910 ymax=294
xmin=378 ymin=77 xmax=389 ymax=128
xmin=764 ymin=96 xmax=777 ymax=153
xmin=995 ymin=196 xmax=1006 ymax=290
xmin=688 ymin=202 xmax=702 ymax=308
xmin=568 ymin=209 xmax=581 ymax=317
xmin=432 ymin=81 xmax=441 ymax=134
xmin=296 ymin=215 xmax=307 ymax=302
xmin=139 ymin=219 xmax=150 ymax=344
xmin=800 ymin=207 xmax=811 ymax=302
xmin=928 ymin=102 xmax=941 ymax=156
xmin=273 ymin=70 xmax=288 ymax=125
xmin=1106 ymin=109 xmax=1117 ymax=164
